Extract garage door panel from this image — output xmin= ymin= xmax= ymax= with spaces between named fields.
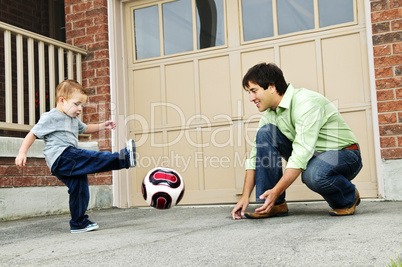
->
xmin=132 ymin=68 xmax=162 ymax=131
xmin=165 ymin=62 xmax=196 ymax=127
xmin=322 ymin=34 xmax=366 ymax=106
xmin=202 ymin=126 xmax=236 ymax=190
xmin=280 ymin=41 xmax=319 ymax=92
xmin=199 ymin=56 xmax=232 ymax=123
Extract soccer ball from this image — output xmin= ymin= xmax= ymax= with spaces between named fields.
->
xmin=142 ymin=167 xmax=185 ymax=209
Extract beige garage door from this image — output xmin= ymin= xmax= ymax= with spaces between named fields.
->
xmin=123 ymin=0 xmax=377 ymax=207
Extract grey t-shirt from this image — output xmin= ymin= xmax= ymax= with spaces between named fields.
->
xmin=31 ymin=108 xmax=87 ymax=170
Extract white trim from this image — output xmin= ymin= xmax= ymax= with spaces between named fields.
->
xmin=108 ymin=0 xmax=118 ymax=207
xmin=364 ymin=0 xmax=384 ymax=198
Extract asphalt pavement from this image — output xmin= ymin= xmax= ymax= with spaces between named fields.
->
xmin=0 ymin=200 xmax=401 ymax=267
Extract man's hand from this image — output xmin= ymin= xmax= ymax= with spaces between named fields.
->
xmin=231 ymin=197 xmax=249 ymax=220
xmin=254 ymin=189 xmax=279 ymax=214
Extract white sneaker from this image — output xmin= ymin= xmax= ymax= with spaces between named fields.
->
xmin=126 ymin=139 xmax=136 ymax=167
xmin=70 ymin=222 xmax=99 ymax=234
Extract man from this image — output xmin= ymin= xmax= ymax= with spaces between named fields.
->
xmin=231 ymin=63 xmax=362 ymax=220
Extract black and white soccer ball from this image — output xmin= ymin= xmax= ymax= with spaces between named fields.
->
xmin=142 ymin=167 xmax=185 ymax=209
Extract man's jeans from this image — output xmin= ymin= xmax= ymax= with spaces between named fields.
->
xmin=51 ymin=146 xmax=130 ymax=229
xmin=255 ymin=124 xmax=363 ymax=209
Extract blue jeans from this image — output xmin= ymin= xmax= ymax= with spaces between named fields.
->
xmin=51 ymin=146 xmax=130 ymax=229
xmin=254 ymin=124 xmax=363 ymax=209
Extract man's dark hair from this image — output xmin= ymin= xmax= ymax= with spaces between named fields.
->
xmin=242 ymin=63 xmax=288 ymax=95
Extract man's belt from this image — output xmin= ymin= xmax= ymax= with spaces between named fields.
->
xmin=343 ymin=144 xmax=359 ymax=150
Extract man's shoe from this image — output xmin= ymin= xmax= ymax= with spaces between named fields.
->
xmin=70 ymin=222 xmax=99 ymax=234
xmin=127 ymin=139 xmax=136 ymax=167
xmin=329 ymin=189 xmax=360 ymax=216
xmin=244 ymin=203 xmax=288 ymax=219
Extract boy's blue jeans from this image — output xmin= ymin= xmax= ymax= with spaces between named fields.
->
xmin=51 ymin=146 xmax=130 ymax=229
xmin=255 ymin=124 xmax=363 ymax=209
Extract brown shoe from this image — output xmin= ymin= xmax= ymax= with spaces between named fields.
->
xmin=244 ymin=203 xmax=288 ymax=219
xmin=329 ymin=189 xmax=360 ymax=216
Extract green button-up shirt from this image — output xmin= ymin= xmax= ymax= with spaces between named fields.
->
xmin=245 ymin=84 xmax=358 ymax=171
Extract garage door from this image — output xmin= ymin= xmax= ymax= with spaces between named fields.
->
xmin=123 ymin=0 xmax=377 ymax=206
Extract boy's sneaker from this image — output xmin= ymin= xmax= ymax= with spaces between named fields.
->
xmin=70 ymin=222 xmax=99 ymax=234
xmin=127 ymin=139 xmax=136 ymax=167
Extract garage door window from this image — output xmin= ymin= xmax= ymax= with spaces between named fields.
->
xmin=133 ymin=0 xmax=225 ymax=61
xmin=241 ymin=0 xmax=355 ymax=42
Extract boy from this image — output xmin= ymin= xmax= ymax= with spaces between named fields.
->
xmin=15 ymin=79 xmax=136 ymax=233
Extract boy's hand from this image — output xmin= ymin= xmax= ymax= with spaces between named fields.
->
xmin=104 ymin=120 xmax=116 ymax=130
xmin=15 ymin=153 xmax=27 ymax=167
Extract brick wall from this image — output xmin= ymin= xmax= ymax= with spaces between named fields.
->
xmin=371 ymin=0 xmax=402 ymax=159
xmin=64 ymin=0 xmax=112 ymax=185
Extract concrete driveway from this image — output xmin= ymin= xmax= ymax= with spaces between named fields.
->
xmin=0 ymin=200 xmax=401 ymax=266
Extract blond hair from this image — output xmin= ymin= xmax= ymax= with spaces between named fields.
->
xmin=55 ymin=80 xmax=88 ymax=104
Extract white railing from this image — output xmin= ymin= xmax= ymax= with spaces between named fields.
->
xmin=0 ymin=21 xmax=87 ymax=132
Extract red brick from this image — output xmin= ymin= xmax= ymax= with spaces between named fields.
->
xmin=87 ymin=41 xmax=109 ymax=51
xmin=390 ymin=0 xmax=402 ymax=8
xmin=14 ymin=177 xmax=37 ymax=187
xmin=95 ymin=32 xmax=109 ymax=42
xmin=0 ymin=158 xmax=18 ymax=165
xmin=95 ymin=68 xmax=110 ymax=77
xmin=372 ymin=32 xmax=402 ymax=45
xmin=24 ymin=166 xmax=47 ymax=176
xmin=381 ymin=147 xmax=402 ymax=159
xmin=381 ymin=136 xmax=397 ymax=147
xmin=378 ymin=112 xmax=397 ymax=124
xmin=399 ymin=112 xmax=402 ymax=123
xmin=374 ymin=54 xmax=402 ymax=67
xmin=373 ymin=45 xmax=392 ymax=56
xmin=66 ymin=12 xmax=85 ymax=23
xmin=379 ymin=124 xmax=402 ymax=135
xmin=72 ymin=2 xmax=93 ymax=13
xmin=377 ymin=89 xmax=395 ymax=100
xmin=94 ymin=50 xmax=109 ymax=60
xmin=73 ymin=35 xmax=94 ymax=46
xmin=87 ymin=58 xmax=109 ymax=69
xmin=87 ymin=24 xmax=108 ymax=35
xmin=68 ymin=28 xmax=86 ymax=39
xmin=94 ymin=15 xmax=108 ymax=25
xmin=375 ymin=77 xmax=402 ymax=89
xmin=5 ymin=166 xmax=23 ymax=176
xmin=73 ymin=19 xmax=94 ymax=29
xmin=398 ymin=136 xmax=402 ymax=146
xmin=391 ymin=19 xmax=402 ymax=31
xmin=88 ymin=94 xmax=110 ymax=103
xmin=393 ymin=43 xmax=402 ymax=54
xmin=372 ymin=21 xmax=390 ymax=34
xmin=375 ymin=67 xmax=394 ymax=78
xmin=371 ymin=9 xmax=401 ymax=23
xmin=96 ymin=85 xmax=110 ymax=94
xmin=0 ymin=177 xmax=13 ymax=187
xmin=93 ymin=0 xmax=107 ymax=9
xmin=88 ymin=76 xmax=110 ymax=87
xmin=86 ymin=7 xmax=107 ymax=18
xmin=371 ymin=0 xmax=389 ymax=12
xmin=396 ymin=88 xmax=402 ymax=98
xmin=82 ymin=69 xmax=96 ymax=79
xmin=37 ymin=177 xmax=58 ymax=186
xmin=378 ymin=100 xmax=402 ymax=112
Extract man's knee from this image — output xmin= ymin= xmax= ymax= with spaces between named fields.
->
xmin=256 ymin=124 xmax=278 ymax=144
